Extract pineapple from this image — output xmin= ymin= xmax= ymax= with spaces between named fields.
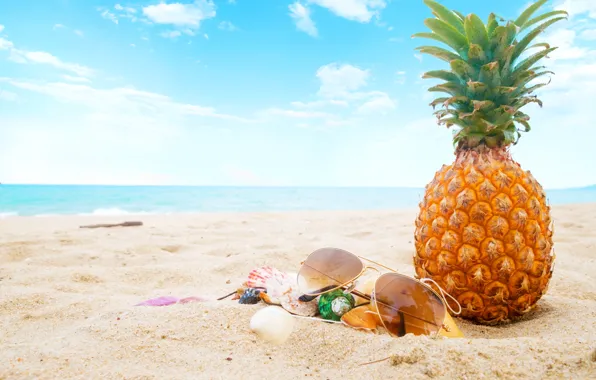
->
xmin=412 ymin=0 xmax=568 ymax=325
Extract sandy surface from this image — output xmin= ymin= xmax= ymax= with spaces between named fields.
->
xmin=1 ymin=205 xmax=595 ymax=379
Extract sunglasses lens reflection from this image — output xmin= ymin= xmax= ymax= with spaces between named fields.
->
xmin=297 ymin=248 xmax=363 ymax=295
xmin=371 ymin=273 xmax=445 ymax=337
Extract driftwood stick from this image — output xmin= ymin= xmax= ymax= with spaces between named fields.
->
xmin=79 ymin=221 xmax=143 ymax=229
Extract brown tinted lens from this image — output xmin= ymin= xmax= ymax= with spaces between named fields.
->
xmin=297 ymin=248 xmax=363 ymax=295
xmin=371 ymin=273 xmax=445 ymax=337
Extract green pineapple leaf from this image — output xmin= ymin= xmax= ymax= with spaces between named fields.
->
xmin=513 ymin=96 xmax=543 ymax=109
xmin=487 ymin=13 xmax=498 ymax=37
xmin=468 ymin=44 xmax=488 ymax=66
xmin=479 ymin=61 xmax=502 ymax=87
xmin=464 ymin=14 xmax=490 ymax=51
xmin=428 ymin=82 xmax=464 ymax=96
xmin=453 ymin=10 xmax=466 ymax=21
xmin=510 ymin=47 xmax=558 ymax=82
xmin=424 ymin=18 xmax=469 ymax=53
xmin=423 ymin=70 xmax=463 ymax=83
xmin=423 ymin=0 xmax=466 ymax=34
xmin=429 ymin=97 xmax=451 ymax=108
xmin=511 ymin=16 xmax=568 ymax=64
xmin=450 ymin=59 xmax=476 ymax=80
xmin=515 ymin=118 xmax=532 ymax=132
xmin=514 ymin=0 xmax=548 ymax=28
xmin=412 ymin=32 xmax=448 ymax=45
xmin=521 ymin=10 xmax=569 ymax=32
xmin=416 ymin=46 xmax=462 ymax=62
xmin=466 ymin=81 xmax=488 ymax=99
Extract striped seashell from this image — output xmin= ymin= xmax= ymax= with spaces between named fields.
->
xmin=245 ymin=266 xmax=295 ymax=299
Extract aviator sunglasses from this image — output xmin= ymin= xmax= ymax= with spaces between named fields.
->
xmin=296 ymin=247 xmax=462 ymax=337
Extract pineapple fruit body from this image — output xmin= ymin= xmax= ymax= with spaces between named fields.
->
xmin=411 ymin=0 xmax=567 ymax=324
xmin=414 ymin=147 xmax=554 ymax=324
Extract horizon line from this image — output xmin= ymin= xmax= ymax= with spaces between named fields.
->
xmin=1 ymin=183 xmax=594 ymax=191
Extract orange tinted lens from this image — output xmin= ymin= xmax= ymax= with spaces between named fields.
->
xmin=297 ymin=248 xmax=363 ymax=295
xmin=371 ymin=273 xmax=445 ymax=337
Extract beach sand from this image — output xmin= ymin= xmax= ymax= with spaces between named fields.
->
xmin=1 ymin=205 xmax=595 ymax=379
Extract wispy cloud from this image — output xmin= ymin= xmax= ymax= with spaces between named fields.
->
xmin=259 ymin=62 xmax=396 ymax=127
xmin=0 ymin=89 xmax=18 ymax=101
xmin=289 ymin=2 xmax=318 ymax=37
xmin=0 ymin=30 xmax=93 ymax=77
xmin=218 ymin=21 xmax=238 ymax=31
xmin=52 ymin=23 xmax=84 ymax=37
xmin=98 ymin=1 xmax=216 ymax=39
xmin=62 ymin=75 xmax=91 ymax=83
xmin=308 ymin=0 xmax=388 ymax=23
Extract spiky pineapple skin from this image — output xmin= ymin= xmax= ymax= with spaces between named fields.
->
xmin=413 ymin=148 xmax=554 ymax=325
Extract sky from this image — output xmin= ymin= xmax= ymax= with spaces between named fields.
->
xmin=0 ymin=0 xmax=595 ymax=188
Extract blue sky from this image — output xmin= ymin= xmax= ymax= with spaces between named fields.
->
xmin=0 ymin=0 xmax=595 ymax=188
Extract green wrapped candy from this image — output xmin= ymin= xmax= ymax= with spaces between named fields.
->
xmin=318 ymin=289 xmax=355 ymax=321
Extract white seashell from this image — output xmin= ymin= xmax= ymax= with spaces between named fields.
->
xmin=249 ymin=306 xmax=295 ymax=345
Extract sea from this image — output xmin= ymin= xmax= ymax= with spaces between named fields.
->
xmin=1 ymin=184 xmax=595 ymax=218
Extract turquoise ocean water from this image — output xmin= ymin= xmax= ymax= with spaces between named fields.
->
xmin=1 ymin=184 xmax=595 ymax=217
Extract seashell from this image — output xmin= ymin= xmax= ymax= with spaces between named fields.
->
xmin=245 ymin=266 xmax=318 ymax=316
xmin=245 ymin=266 xmax=295 ymax=300
xmin=238 ymin=288 xmax=263 ymax=304
xmin=250 ymin=306 xmax=295 ymax=345
xmin=279 ymin=289 xmax=319 ymax=317
xmin=318 ymin=289 xmax=355 ymax=321
xmin=340 ymin=304 xmax=380 ymax=332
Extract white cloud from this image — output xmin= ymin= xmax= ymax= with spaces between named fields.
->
xmin=1 ymin=79 xmax=250 ymax=123
xmin=142 ymin=1 xmax=216 ymax=28
xmin=262 ymin=108 xmax=331 ymax=119
xmin=100 ymin=9 xmax=119 ymax=24
xmin=0 ymin=76 xmax=255 ymax=185
xmin=98 ymin=3 xmax=139 ymax=24
xmin=0 ymin=32 xmax=94 ymax=77
xmin=0 ymin=89 xmax=18 ymax=101
xmin=0 ymin=37 xmax=13 ymax=50
xmin=289 ymin=2 xmax=318 ymax=37
xmin=62 ymin=75 xmax=91 ymax=83
xmin=555 ymin=0 xmax=596 ymax=18
xmin=22 ymin=51 xmax=93 ymax=77
xmin=218 ymin=21 xmax=238 ymax=31
xmin=291 ymin=99 xmax=349 ymax=108
xmin=579 ymin=28 xmax=596 ymax=39
xmin=98 ymin=2 xmax=214 ymax=39
xmin=536 ymin=28 xmax=589 ymax=60
xmin=51 ymin=23 xmax=84 ymax=37
xmin=262 ymin=63 xmax=396 ymax=128
xmin=115 ymin=4 xmax=137 ymax=14
xmin=0 ymin=24 xmax=4 ymax=33
xmin=307 ymin=0 xmax=387 ymax=23
xmin=356 ymin=93 xmax=396 ymax=115
xmin=316 ymin=63 xmax=369 ymax=98
xmin=161 ymin=30 xmax=182 ymax=38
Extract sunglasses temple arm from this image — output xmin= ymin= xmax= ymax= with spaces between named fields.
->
xmin=420 ymin=278 xmax=462 ymax=315
xmin=357 ymin=256 xmax=398 ymax=273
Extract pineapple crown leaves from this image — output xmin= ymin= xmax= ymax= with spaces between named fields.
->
xmin=413 ymin=0 xmax=568 ymax=150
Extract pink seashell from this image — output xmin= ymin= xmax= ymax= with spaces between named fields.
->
xmin=246 ymin=266 xmax=295 ymax=298
xmin=135 ymin=295 xmax=213 ymax=306
xmin=135 ymin=296 xmax=180 ymax=306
